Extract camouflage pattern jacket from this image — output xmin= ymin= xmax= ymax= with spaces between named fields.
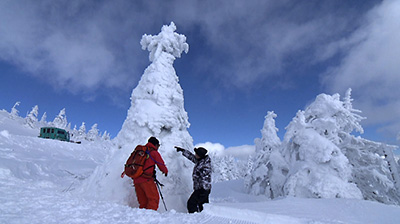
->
xmin=182 ymin=149 xmax=212 ymax=191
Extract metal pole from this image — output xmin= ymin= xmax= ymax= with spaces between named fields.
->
xmin=155 ymin=178 xmax=167 ymax=211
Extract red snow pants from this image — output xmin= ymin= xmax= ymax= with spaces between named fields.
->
xmin=134 ymin=179 xmax=159 ymax=210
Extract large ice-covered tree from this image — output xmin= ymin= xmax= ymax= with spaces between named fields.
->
xmin=82 ymin=22 xmax=193 ymax=211
xmin=246 ymin=89 xmax=400 ymax=205
xmin=281 ymin=101 xmax=363 ymax=199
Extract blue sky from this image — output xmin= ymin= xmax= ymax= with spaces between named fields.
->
xmin=1 ymin=0 xmax=399 ymax=148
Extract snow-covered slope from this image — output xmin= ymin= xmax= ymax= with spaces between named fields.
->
xmin=1 ymin=109 xmax=400 ymax=224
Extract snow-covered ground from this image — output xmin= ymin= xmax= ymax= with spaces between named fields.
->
xmin=1 ymin=111 xmax=400 ymax=224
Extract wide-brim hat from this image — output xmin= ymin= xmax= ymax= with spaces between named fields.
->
xmin=194 ymin=147 xmax=207 ymax=158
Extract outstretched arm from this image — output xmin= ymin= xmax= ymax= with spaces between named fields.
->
xmin=175 ymin=146 xmax=197 ymax=164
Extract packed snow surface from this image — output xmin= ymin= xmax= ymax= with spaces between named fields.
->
xmin=1 ymin=110 xmax=400 ymax=224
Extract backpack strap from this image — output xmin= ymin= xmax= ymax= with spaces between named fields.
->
xmin=146 ymin=148 xmax=166 ymax=166
xmin=141 ymin=146 xmax=156 ymax=179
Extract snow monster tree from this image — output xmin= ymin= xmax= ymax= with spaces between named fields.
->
xmin=247 ymin=89 xmax=400 ymax=205
xmin=82 ymin=22 xmax=194 ymax=211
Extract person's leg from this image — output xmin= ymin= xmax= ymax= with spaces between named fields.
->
xmin=198 ymin=189 xmax=211 ymax=212
xmin=141 ymin=180 xmax=160 ymax=210
xmin=187 ymin=190 xmax=200 ymax=213
xmin=135 ymin=183 xmax=147 ymax=209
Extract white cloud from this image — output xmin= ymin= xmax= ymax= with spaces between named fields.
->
xmin=195 ymin=142 xmax=255 ymax=160
xmin=322 ymin=0 xmax=400 ymax=141
xmin=0 ymin=0 xmax=151 ymax=96
xmin=195 ymin=142 xmax=225 ymax=157
xmin=0 ymin=0 xmax=382 ymax=101
xmin=224 ymin=145 xmax=256 ymax=160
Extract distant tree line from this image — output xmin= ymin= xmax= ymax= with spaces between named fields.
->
xmin=9 ymin=102 xmax=111 ymax=142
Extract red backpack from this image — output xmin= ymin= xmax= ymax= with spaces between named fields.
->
xmin=124 ymin=145 xmax=151 ymax=179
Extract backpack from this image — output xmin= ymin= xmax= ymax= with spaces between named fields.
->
xmin=124 ymin=145 xmax=152 ymax=179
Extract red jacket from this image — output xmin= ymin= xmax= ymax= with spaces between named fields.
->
xmin=133 ymin=142 xmax=168 ymax=184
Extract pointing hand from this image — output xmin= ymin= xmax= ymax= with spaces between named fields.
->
xmin=175 ymin=146 xmax=184 ymax=152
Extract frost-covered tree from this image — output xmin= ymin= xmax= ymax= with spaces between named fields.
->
xmin=9 ymin=101 xmax=20 ymax=119
xmin=342 ymin=138 xmax=400 ymax=205
xmin=69 ymin=125 xmax=78 ymax=141
xmin=247 ymin=89 xmax=400 ymax=205
xmin=78 ymin=122 xmax=86 ymax=135
xmin=294 ymin=90 xmax=400 ymax=204
xmin=40 ymin=112 xmax=47 ymax=125
xmin=101 ymin=131 xmax=111 ymax=141
xmin=73 ymin=122 xmax=87 ymax=141
xmin=245 ymin=155 xmax=255 ymax=178
xmin=279 ymin=91 xmax=366 ymax=199
xmin=86 ymin=124 xmax=99 ymax=141
xmin=25 ymin=105 xmax=39 ymax=128
xmin=83 ymin=22 xmax=193 ymax=211
xmin=281 ymin=106 xmax=362 ymax=199
xmin=259 ymin=111 xmax=281 ymax=150
xmin=245 ymin=111 xmax=286 ymax=198
xmin=212 ymin=155 xmax=238 ymax=182
xmin=52 ymin=108 xmax=68 ymax=129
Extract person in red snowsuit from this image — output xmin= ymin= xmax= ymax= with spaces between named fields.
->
xmin=121 ymin=137 xmax=168 ymax=210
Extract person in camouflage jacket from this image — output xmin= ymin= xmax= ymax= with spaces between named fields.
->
xmin=175 ymin=146 xmax=212 ymax=213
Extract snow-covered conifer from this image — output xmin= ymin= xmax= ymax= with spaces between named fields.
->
xmin=212 ymin=155 xmax=249 ymax=183
xmin=25 ymin=105 xmax=39 ymax=128
xmin=52 ymin=108 xmax=68 ymax=129
xmin=10 ymin=101 xmax=20 ymax=119
xmin=259 ymin=111 xmax=281 ymax=150
xmin=86 ymin=124 xmax=99 ymax=141
xmin=74 ymin=122 xmax=87 ymax=141
xmin=40 ymin=112 xmax=47 ymax=125
xmin=252 ymin=90 xmax=400 ymax=205
xmin=245 ymin=155 xmax=255 ymax=177
xmin=213 ymin=155 xmax=234 ymax=182
xmin=342 ymin=136 xmax=400 ymax=205
xmin=83 ymin=22 xmax=193 ymax=211
xmin=281 ymin=93 xmax=363 ymax=199
xmin=78 ymin=122 xmax=86 ymax=135
xmin=69 ymin=125 xmax=78 ymax=141
xmin=101 ymin=131 xmax=111 ymax=141
xmin=246 ymin=111 xmax=286 ymax=198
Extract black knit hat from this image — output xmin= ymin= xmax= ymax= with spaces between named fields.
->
xmin=194 ymin=147 xmax=207 ymax=158
xmin=148 ymin=137 xmax=159 ymax=146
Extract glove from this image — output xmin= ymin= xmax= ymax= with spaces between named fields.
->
xmin=175 ymin=146 xmax=184 ymax=152
xmin=120 ymin=171 xmax=125 ymax=178
xmin=164 ymin=172 xmax=168 ymax=177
